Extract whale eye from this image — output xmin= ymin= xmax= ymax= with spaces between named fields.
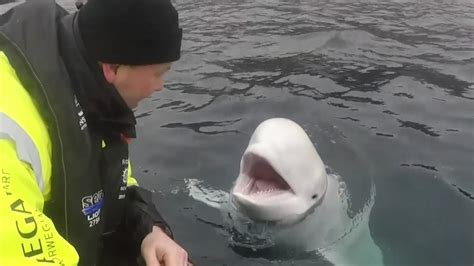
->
xmin=312 ymin=194 xmax=318 ymax=199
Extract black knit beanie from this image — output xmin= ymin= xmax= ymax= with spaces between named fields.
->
xmin=78 ymin=0 xmax=182 ymax=65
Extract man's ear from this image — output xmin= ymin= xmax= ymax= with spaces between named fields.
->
xmin=101 ymin=63 xmax=120 ymax=83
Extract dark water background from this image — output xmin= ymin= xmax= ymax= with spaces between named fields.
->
xmin=4 ymin=0 xmax=474 ymax=265
xmin=133 ymin=1 xmax=474 ymax=265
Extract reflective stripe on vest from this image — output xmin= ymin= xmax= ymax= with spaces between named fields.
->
xmin=0 ymin=112 xmax=45 ymax=192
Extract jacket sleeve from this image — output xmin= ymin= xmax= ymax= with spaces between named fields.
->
xmin=0 ymin=50 xmax=79 ymax=265
xmin=120 ymin=162 xmax=173 ymax=255
xmin=0 ymin=139 xmax=79 ymax=266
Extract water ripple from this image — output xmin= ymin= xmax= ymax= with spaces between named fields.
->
xmin=162 ymin=119 xmax=242 ymax=135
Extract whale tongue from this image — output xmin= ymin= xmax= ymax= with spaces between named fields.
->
xmin=246 ymin=154 xmax=291 ymax=195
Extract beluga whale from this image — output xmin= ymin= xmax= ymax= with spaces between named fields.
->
xmin=231 ymin=117 xmax=328 ymax=225
xmin=186 ymin=118 xmax=383 ymax=265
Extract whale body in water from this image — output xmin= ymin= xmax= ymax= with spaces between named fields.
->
xmin=186 ymin=118 xmax=383 ymax=265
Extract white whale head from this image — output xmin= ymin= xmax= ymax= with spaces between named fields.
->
xmin=231 ymin=118 xmax=328 ymax=225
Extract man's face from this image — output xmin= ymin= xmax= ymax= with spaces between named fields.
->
xmin=109 ymin=63 xmax=172 ymax=109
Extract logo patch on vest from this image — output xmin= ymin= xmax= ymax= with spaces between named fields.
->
xmin=81 ymin=190 xmax=103 ymax=227
xmin=119 ymin=159 xmax=128 ymax=199
xmin=74 ymin=95 xmax=88 ymax=131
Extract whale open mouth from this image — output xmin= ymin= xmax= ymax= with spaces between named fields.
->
xmin=234 ymin=153 xmax=292 ymax=197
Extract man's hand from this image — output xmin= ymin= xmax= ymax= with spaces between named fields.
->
xmin=141 ymin=226 xmax=190 ymax=266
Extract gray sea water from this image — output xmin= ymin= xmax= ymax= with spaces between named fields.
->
xmin=3 ymin=0 xmax=474 ymax=265
xmin=133 ymin=1 xmax=474 ymax=265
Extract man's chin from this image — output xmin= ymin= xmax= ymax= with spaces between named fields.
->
xmin=128 ymin=100 xmax=139 ymax=109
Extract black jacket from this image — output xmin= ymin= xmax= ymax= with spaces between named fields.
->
xmin=0 ymin=1 xmax=172 ymax=265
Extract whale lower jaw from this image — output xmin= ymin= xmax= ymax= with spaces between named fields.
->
xmin=231 ymin=191 xmax=311 ymax=224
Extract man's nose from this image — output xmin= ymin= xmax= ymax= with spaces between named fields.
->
xmin=155 ymin=80 xmax=165 ymax=91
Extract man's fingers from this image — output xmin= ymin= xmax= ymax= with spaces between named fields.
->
xmin=141 ymin=226 xmax=190 ymax=266
xmin=182 ymin=250 xmax=189 ymax=266
xmin=142 ymin=248 xmax=161 ymax=266
xmin=162 ymin=253 xmax=177 ymax=266
xmin=162 ymin=249 xmax=188 ymax=266
xmin=187 ymin=257 xmax=194 ymax=266
xmin=182 ymin=252 xmax=188 ymax=266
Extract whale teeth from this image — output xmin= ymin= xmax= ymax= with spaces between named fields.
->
xmin=254 ymin=188 xmax=281 ymax=195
